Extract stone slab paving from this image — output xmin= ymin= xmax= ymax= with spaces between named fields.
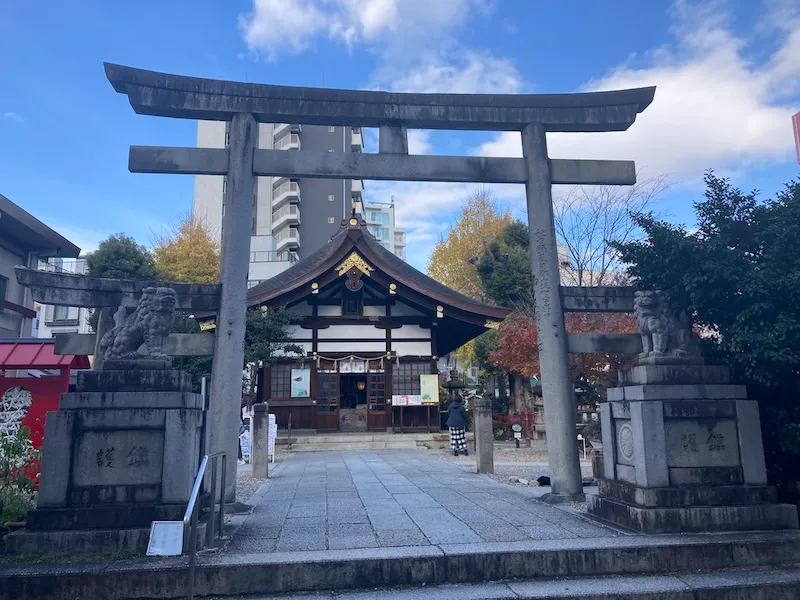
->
xmin=226 ymin=451 xmax=625 ymax=553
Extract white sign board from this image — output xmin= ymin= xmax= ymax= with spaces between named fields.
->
xmin=513 ymin=432 xmax=522 ymax=439
xmin=239 ymin=430 xmax=251 ymax=458
xmin=147 ymin=521 xmax=184 ymax=556
xmin=268 ymin=413 xmax=277 ymax=458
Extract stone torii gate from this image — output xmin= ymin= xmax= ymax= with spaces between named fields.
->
xmin=105 ymin=63 xmax=655 ymax=502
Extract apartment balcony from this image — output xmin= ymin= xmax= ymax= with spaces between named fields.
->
xmin=273 ymin=123 xmax=302 ymax=138
xmin=248 ymin=250 xmax=299 ymax=285
xmin=271 ymin=203 xmax=301 ymax=232
xmin=275 ymin=133 xmax=301 ymax=150
xmin=351 ymin=179 xmax=363 ymax=199
xmin=272 ymin=180 xmax=301 ymax=209
xmin=275 ymin=227 xmax=300 ymax=251
xmin=351 ymin=128 xmax=363 ymax=152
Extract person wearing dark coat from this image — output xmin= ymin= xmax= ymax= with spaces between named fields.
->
xmin=446 ymin=396 xmax=468 ymax=456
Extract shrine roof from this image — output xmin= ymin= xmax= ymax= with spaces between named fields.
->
xmin=0 ymin=338 xmax=90 ymax=370
xmin=247 ymin=217 xmax=510 ymax=323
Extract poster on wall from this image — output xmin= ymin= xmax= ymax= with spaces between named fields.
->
xmin=291 ymin=368 xmax=311 ymax=397
xmin=419 ymin=375 xmax=440 ymax=405
xmin=239 ymin=429 xmax=251 ymax=460
xmin=339 ymin=360 xmax=366 ymax=373
xmin=392 ymin=395 xmax=408 ymax=406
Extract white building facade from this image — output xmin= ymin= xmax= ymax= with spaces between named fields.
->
xmin=35 ymin=258 xmax=92 ymax=338
xmin=364 ymin=200 xmax=406 ymax=260
xmin=193 ymin=121 xmax=366 ymax=288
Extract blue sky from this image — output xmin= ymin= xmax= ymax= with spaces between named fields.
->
xmin=1 ymin=0 xmax=798 ymax=270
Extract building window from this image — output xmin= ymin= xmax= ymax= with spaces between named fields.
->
xmin=53 ymin=305 xmax=70 ymax=321
xmin=0 ymin=276 xmax=6 ymax=311
xmin=328 ymin=194 xmax=335 ymax=202
xmin=369 ymin=211 xmax=390 ymax=225
xmin=328 ymin=217 xmax=335 ymax=224
xmin=342 ymin=289 xmax=363 ymax=316
xmin=370 ymin=227 xmax=390 ymax=241
xmin=394 ymin=361 xmax=431 ymax=395
xmin=329 ymin=126 xmax=336 ymax=133
xmin=270 ymin=364 xmax=293 ymax=398
xmin=368 ymin=373 xmax=386 ymax=411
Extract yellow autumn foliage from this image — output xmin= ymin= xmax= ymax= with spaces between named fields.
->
xmin=153 ymin=213 xmax=220 ymax=284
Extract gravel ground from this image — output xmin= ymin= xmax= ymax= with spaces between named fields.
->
xmin=438 ymin=441 xmax=596 ymax=511
xmin=235 ymin=450 xmax=289 ymax=503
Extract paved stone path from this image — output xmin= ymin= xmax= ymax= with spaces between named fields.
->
xmin=226 ymin=451 xmax=624 ymax=553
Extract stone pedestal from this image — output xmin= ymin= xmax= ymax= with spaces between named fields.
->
xmin=6 ymin=369 xmax=204 ymax=555
xmin=252 ymin=403 xmax=269 ymax=480
xmin=473 ymin=398 xmax=494 ymax=474
xmin=587 ymin=364 xmax=799 ymax=533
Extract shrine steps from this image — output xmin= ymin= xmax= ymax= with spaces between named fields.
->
xmin=207 ymin=567 xmax=800 ymax=599
xmin=4 ymin=531 xmax=800 ymax=600
xmin=279 ymin=432 xmax=472 ymax=452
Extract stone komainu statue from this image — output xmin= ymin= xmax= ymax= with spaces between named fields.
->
xmin=99 ymin=287 xmax=177 ymax=361
xmin=633 ymin=290 xmax=701 ymax=363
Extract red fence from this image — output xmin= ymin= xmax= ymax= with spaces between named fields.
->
xmin=492 ymin=408 xmax=542 ymax=439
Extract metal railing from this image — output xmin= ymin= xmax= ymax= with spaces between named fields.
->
xmin=272 ymin=180 xmax=300 ymax=200
xmin=249 ymin=250 xmax=299 ymax=264
xmin=184 ymin=451 xmax=227 ymax=600
xmin=274 ymin=133 xmax=301 ymax=150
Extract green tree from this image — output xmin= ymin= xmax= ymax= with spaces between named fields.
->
xmin=171 ymin=313 xmax=213 ymax=394
xmin=85 ymin=234 xmax=158 ymax=280
xmin=612 ymin=171 xmax=800 ymax=482
xmin=476 ymin=220 xmax=534 ymax=307
xmin=244 ymin=307 xmax=304 ymax=396
xmin=85 ymin=234 xmax=158 ymax=330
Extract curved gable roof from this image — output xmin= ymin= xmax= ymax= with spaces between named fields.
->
xmin=247 ymin=218 xmax=509 ymax=322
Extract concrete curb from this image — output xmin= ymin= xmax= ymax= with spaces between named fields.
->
xmin=2 ymin=531 xmax=799 ymax=599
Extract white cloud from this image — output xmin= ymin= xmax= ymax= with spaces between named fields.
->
xmin=239 ymin=0 xmax=488 ymax=60
xmin=3 ymin=112 xmax=24 ymax=124
xmin=475 ymin=2 xmax=800 ymax=181
xmin=407 ymin=130 xmax=432 ymax=155
xmin=375 ymin=51 xmax=521 ymax=94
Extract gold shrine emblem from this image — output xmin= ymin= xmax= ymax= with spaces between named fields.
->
xmin=484 ymin=320 xmax=500 ymax=329
xmin=336 ymin=252 xmax=374 ymax=277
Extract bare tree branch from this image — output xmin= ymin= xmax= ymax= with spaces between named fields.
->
xmin=553 ymin=173 xmax=670 ymax=287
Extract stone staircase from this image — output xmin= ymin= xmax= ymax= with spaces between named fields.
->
xmin=4 ymin=531 xmax=800 ymax=599
xmin=277 ymin=432 xmax=473 ymax=452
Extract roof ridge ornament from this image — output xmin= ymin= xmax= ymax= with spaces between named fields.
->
xmin=336 ymin=252 xmax=374 ymax=277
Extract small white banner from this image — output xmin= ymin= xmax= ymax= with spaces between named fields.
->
xmin=268 ymin=413 xmax=277 ymax=457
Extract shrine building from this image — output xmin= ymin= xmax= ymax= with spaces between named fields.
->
xmin=237 ymin=215 xmax=509 ymax=433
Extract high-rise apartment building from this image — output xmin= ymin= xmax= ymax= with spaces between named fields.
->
xmin=363 ymin=200 xmax=406 ymax=260
xmin=193 ymin=122 xmax=366 ymax=287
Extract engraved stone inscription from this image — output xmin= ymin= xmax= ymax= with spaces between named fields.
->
xmin=707 ymin=432 xmax=726 ymax=452
xmin=127 ymin=446 xmax=150 ymax=467
xmin=665 ymin=419 xmax=739 ymax=468
xmin=73 ymin=431 xmax=164 ymax=488
xmin=614 ymin=420 xmax=635 ymax=466
xmin=618 ymin=423 xmax=635 ymax=460
xmin=96 ymin=447 xmax=116 ymax=468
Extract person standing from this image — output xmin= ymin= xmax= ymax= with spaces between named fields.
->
xmin=446 ymin=395 xmax=468 ymax=456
